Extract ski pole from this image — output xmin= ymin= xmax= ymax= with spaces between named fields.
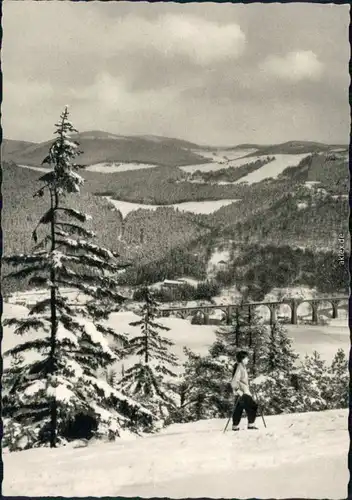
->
xmin=259 ymin=406 xmax=267 ymax=428
xmin=252 ymin=388 xmax=267 ymax=428
xmin=223 ymin=396 xmax=240 ymax=433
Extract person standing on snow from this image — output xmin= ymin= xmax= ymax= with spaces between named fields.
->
xmin=231 ymin=350 xmax=258 ymax=431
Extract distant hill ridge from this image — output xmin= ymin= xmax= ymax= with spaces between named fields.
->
xmin=2 ymin=131 xmax=347 ymax=167
xmin=241 ymin=141 xmax=347 ymax=157
xmin=2 ymin=131 xmax=208 ymax=168
xmin=2 ymin=139 xmax=38 ymax=156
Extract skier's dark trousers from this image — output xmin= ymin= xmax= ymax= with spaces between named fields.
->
xmin=232 ymin=394 xmax=258 ymax=427
xmin=231 ymin=350 xmax=258 ymax=430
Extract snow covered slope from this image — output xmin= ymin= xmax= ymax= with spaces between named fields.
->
xmin=180 ymin=153 xmax=310 ymax=182
xmin=3 ymin=409 xmax=348 ymax=498
xmin=233 ymin=153 xmax=310 ymax=184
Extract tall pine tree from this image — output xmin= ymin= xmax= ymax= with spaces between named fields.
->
xmin=118 ymin=287 xmax=179 ymax=424
xmin=3 ymin=107 xmax=153 ymax=450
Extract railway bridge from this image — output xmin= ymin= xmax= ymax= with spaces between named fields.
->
xmin=160 ymin=296 xmax=349 ymax=326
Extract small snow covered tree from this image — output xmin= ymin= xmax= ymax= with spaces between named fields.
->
xmin=251 ymin=371 xmax=304 ymax=416
xmin=265 ymin=322 xmax=298 ymax=374
xmin=119 ymin=287 xmax=179 ymax=424
xmin=3 ymin=107 xmax=153 ymax=450
xmin=176 ymin=348 xmax=233 ymax=422
xmin=326 ymin=348 xmax=349 ymax=409
xmin=298 ymin=351 xmax=330 ymax=412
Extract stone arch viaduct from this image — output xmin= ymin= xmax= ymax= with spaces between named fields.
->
xmin=160 ymin=296 xmax=349 ymax=326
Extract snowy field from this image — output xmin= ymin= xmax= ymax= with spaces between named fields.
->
xmin=107 ymin=312 xmax=349 ymax=372
xmin=18 ymin=164 xmax=48 ymax=173
xmin=4 ymin=303 xmax=348 ymax=375
xmin=85 ymin=162 xmax=157 ymax=173
xmin=232 ymin=153 xmax=310 ymax=184
xmin=180 ymin=149 xmax=257 ymax=173
xmin=3 ymin=408 xmax=348 ymax=498
xmin=191 ymin=148 xmax=257 ymax=163
xmin=180 ymin=153 xmax=310 ymax=184
xmin=19 ymin=162 xmax=156 ymax=174
xmin=104 ymin=196 xmax=239 ymax=217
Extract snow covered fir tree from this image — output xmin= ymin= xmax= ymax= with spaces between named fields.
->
xmin=326 ymin=348 xmax=349 ymax=409
xmin=173 ymin=347 xmax=233 ymax=422
xmin=210 ymin=304 xmax=269 ymax=377
xmin=3 ymin=108 xmax=154 ymax=450
xmin=118 ymin=287 xmax=179 ymax=425
xmin=250 ymin=321 xmax=302 ymax=415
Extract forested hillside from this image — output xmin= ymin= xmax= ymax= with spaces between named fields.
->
xmin=2 ymin=162 xmax=211 ymax=295
xmin=3 ymin=162 xmax=124 ymax=255
xmin=3 ymin=139 xmax=349 ymax=298
xmin=278 ymin=152 xmax=348 ymax=193
xmin=214 ymin=244 xmax=348 ymax=300
xmin=220 ymin=190 xmax=348 ymax=250
xmin=84 ymin=166 xmax=246 ymax=205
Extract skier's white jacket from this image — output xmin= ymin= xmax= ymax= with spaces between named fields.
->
xmin=231 ymin=362 xmax=251 ymax=396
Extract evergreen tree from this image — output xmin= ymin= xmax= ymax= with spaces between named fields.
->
xmin=176 ymin=348 xmax=232 ymax=422
xmin=118 ymin=287 xmax=179 ymax=424
xmin=298 ymin=351 xmax=330 ymax=411
xmin=3 ymin=107 xmax=153 ymax=450
xmin=247 ymin=310 xmax=269 ymax=377
xmin=105 ymin=367 xmax=120 ymax=388
xmin=252 ymin=347 xmax=348 ymax=416
xmin=211 ymin=304 xmax=268 ymax=377
xmin=251 ymin=371 xmax=304 ymax=416
xmin=265 ymin=322 xmax=298 ymax=374
xmin=251 ymin=321 xmax=300 ymax=415
xmin=327 ymin=348 xmax=348 ymax=409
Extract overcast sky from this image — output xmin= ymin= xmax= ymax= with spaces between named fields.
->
xmin=2 ymin=2 xmax=350 ymax=146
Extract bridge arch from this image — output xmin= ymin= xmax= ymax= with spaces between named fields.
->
xmin=255 ymin=304 xmax=271 ymax=323
xmin=191 ymin=309 xmax=210 ymax=325
xmin=296 ymin=300 xmax=319 ymax=324
xmin=315 ymin=300 xmax=338 ymax=322
xmin=325 ymin=298 xmax=348 ymax=321
xmin=206 ymin=307 xmax=228 ymax=325
xmin=274 ymin=302 xmax=293 ymax=324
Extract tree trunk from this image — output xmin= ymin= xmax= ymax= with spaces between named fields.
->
xmin=144 ymin=319 xmax=149 ymax=364
xmin=49 ymin=189 xmax=58 ymax=448
xmin=235 ymin=311 xmax=240 ymax=347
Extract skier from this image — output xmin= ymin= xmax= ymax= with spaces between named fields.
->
xmin=230 ymin=350 xmax=258 ymax=431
